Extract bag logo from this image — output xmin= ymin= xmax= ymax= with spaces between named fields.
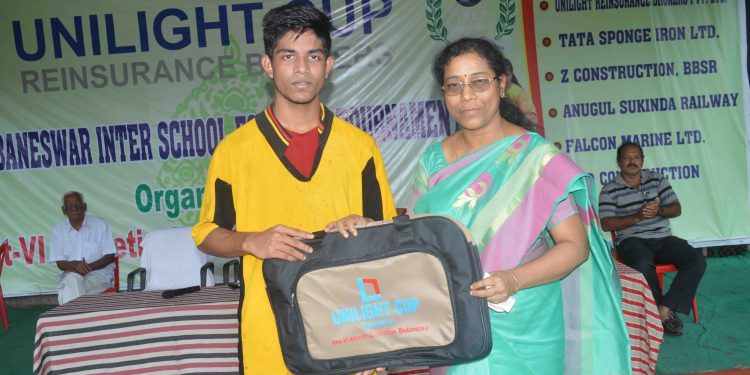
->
xmin=357 ymin=277 xmax=381 ymax=303
xmin=331 ymin=278 xmax=420 ymax=328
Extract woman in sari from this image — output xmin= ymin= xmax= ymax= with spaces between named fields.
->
xmin=411 ymin=38 xmax=631 ymax=374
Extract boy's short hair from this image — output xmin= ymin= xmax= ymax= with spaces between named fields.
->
xmin=262 ymin=3 xmax=333 ymax=57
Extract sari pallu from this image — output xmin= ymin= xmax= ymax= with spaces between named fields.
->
xmin=412 ymin=133 xmax=631 ymax=375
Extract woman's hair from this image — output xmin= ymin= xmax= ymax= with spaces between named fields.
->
xmin=262 ymin=3 xmax=333 ymax=57
xmin=503 ymin=58 xmax=521 ymax=86
xmin=432 ymin=37 xmax=507 ymax=84
xmin=500 ymin=98 xmax=535 ymax=131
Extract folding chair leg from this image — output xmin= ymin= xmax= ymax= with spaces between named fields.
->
xmin=657 ymin=270 xmax=699 ymax=324
xmin=0 ymin=285 xmax=8 ymax=331
xmin=691 ymin=298 xmax=699 ymax=323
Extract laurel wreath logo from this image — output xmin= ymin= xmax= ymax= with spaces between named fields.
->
xmin=495 ymin=0 xmax=516 ymax=40
xmin=426 ymin=0 xmax=449 ymax=44
xmin=426 ymin=0 xmax=516 ymax=44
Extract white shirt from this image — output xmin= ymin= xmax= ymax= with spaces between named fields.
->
xmin=49 ymin=215 xmax=117 ymax=270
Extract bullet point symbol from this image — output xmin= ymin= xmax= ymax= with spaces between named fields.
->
xmin=540 ymin=1 xmax=549 ymax=10
xmin=545 ymin=72 xmax=554 ymax=81
xmin=548 ymin=108 xmax=558 ymax=118
xmin=543 ymin=37 xmax=552 ymax=47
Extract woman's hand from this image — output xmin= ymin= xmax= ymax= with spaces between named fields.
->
xmin=469 ymin=271 xmax=519 ymax=304
xmin=325 ymin=214 xmax=372 ymax=238
xmin=479 ymin=214 xmax=588 ymax=296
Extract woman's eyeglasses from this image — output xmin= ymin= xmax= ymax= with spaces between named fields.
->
xmin=442 ymin=76 xmax=500 ymax=96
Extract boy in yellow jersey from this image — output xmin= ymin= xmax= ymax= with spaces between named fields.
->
xmin=192 ymin=3 xmax=396 ymax=374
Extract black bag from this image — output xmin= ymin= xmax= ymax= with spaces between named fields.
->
xmin=262 ymin=215 xmax=492 ymax=374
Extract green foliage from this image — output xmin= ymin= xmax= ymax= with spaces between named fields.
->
xmin=495 ymin=0 xmax=516 ymax=40
xmin=426 ymin=0 xmax=449 ymax=44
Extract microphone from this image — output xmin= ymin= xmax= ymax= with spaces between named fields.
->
xmin=162 ymin=285 xmax=201 ymax=299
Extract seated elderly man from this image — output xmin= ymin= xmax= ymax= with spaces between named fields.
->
xmin=49 ymin=191 xmax=116 ymax=305
xmin=599 ymin=142 xmax=706 ymax=336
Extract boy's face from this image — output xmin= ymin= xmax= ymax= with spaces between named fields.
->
xmin=261 ymin=30 xmax=334 ymax=106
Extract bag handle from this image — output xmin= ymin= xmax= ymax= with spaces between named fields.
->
xmin=302 ymin=230 xmax=327 ymax=246
xmin=392 ymin=215 xmax=416 ymax=246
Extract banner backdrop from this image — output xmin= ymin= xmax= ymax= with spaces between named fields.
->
xmin=533 ymin=1 xmax=750 ymax=247
xmin=1 ymin=0 xmax=748 ymax=296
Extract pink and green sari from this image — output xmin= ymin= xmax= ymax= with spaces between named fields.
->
xmin=412 ymin=133 xmax=630 ymax=375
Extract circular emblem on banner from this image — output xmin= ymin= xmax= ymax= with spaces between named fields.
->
xmin=426 ymin=0 xmax=517 ymax=44
xmin=456 ymin=0 xmax=482 ymax=6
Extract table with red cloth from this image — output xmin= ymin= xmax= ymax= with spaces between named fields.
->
xmin=33 ymin=264 xmax=663 ymax=375
xmin=618 ymin=260 xmax=664 ymax=375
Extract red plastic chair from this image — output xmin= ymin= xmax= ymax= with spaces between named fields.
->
xmin=102 ymin=255 xmax=120 ymax=294
xmin=1 ymin=239 xmax=10 ymax=330
xmin=610 ymin=232 xmax=698 ymax=323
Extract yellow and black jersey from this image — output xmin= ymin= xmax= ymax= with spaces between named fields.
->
xmin=193 ymin=103 xmax=396 ymax=374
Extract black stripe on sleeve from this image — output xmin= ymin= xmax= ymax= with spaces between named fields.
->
xmin=362 ymin=157 xmax=384 ymax=221
xmin=214 ymin=178 xmax=236 ymax=230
